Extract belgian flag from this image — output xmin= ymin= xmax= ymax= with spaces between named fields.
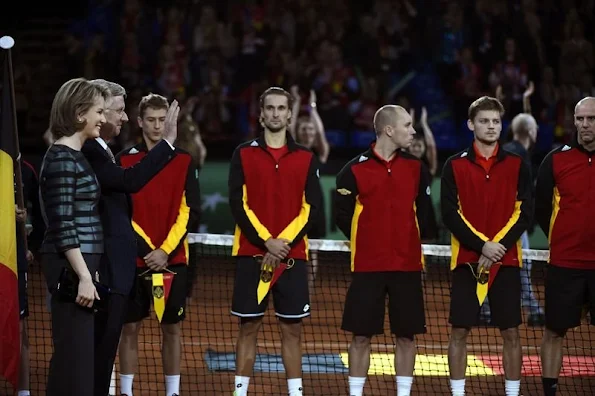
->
xmin=0 ymin=42 xmax=21 ymax=390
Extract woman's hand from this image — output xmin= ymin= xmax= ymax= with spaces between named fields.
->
xmin=76 ymin=277 xmax=99 ymax=308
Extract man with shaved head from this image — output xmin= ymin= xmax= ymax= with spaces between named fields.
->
xmin=536 ymin=96 xmax=595 ymax=396
xmin=335 ymin=105 xmax=431 ymax=396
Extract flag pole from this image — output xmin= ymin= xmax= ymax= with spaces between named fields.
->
xmin=2 ymin=37 xmax=27 ymax=251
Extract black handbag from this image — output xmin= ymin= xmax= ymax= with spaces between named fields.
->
xmin=55 ymin=267 xmax=111 ymax=312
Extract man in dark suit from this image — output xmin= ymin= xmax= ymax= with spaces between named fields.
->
xmin=82 ymin=79 xmax=180 ymax=396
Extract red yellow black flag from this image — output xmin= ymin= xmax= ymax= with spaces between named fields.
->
xmin=0 ymin=39 xmax=21 ymax=390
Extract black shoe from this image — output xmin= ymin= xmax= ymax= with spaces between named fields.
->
xmin=527 ymin=313 xmax=545 ymax=327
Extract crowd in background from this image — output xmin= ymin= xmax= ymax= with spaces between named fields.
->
xmin=58 ymin=0 xmax=594 ymax=158
xmin=4 ymin=0 xmax=592 ymax=166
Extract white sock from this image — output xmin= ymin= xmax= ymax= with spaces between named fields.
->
xmin=450 ymin=378 xmax=465 ymax=396
xmin=505 ymin=379 xmax=521 ymax=396
xmin=396 ymin=376 xmax=413 ymax=396
xmin=120 ymin=374 xmax=134 ymax=396
xmin=165 ymin=375 xmax=180 ymax=396
xmin=234 ymin=376 xmax=250 ymax=396
xmin=17 ymin=391 xmax=30 ymax=396
xmin=348 ymin=376 xmax=366 ymax=396
xmin=287 ymin=378 xmax=303 ymax=395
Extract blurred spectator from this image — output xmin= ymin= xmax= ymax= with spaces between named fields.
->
xmin=489 ymin=37 xmax=528 ymax=118
xmin=454 ymin=47 xmax=484 ymax=125
xmin=310 ymin=41 xmax=360 ymax=130
xmin=353 ymin=77 xmax=381 ymax=131
xmin=176 ymin=98 xmax=207 ymax=171
xmin=56 ymin=0 xmax=592 ymax=157
xmin=436 ymin=3 xmax=466 ymax=95
xmin=559 ymin=22 xmax=594 ymax=86
xmin=407 ymin=106 xmax=439 ymax=241
xmin=84 ymin=33 xmax=109 ymax=79
xmin=538 ymin=66 xmax=559 ymax=122
xmin=289 ymin=86 xmax=329 ymax=164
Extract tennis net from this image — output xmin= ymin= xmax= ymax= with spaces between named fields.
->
xmin=2 ymin=233 xmax=594 ymax=395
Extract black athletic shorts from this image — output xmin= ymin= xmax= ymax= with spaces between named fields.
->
xmin=18 ymin=270 xmax=28 ymax=319
xmin=231 ymin=256 xmax=310 ymax=319
xmin=341 ymin=271 xmax=426 ymax=337
xmin=449 ymin=264 xmax=521 ymax=329
xmin=125 ymin=264 xmax=188 ymax=325
xmin=545 ymin=265 xmax=595 ymax=331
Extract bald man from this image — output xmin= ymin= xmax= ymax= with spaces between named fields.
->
xmin=335 ymin=105 xmax=431 ymax=396
xmin=536 ymin=97 xmax=595 ymax=396
xmin=480 ymin=112 xmax=545 ymax=326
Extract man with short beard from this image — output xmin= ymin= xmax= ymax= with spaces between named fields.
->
xmin=228 ymin=87 xmax=322 ymax=396
xmin=81 ymin=80 xmax=179 ymax=396
xmin=441 ymin=96 xmax=532 ymax=396
xmin=536 ymin=97 xmax=595 ymax=396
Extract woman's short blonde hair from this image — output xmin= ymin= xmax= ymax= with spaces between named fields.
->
xmin=49 ymin=78 xmax=110 ymax=139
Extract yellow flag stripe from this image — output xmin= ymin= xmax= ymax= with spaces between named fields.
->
xmin=477 ymin=282 xmax=488 ymax=306
xmin=152 ymin=273 xmax=165 ymax=323
xmin=257 ymin=279 xmax=270 ymax=305
xmin=0 ymin=150 xmax=17 ymax=275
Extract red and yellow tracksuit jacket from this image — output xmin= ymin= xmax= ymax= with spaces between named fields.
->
xmin=535 ymin=142 xmax=595 ymax=269
xmin=118 ymin=143 xmax=201 ymax=267
xmin=441 ymin=143 xmax=532 ymax=269
xmin=334 ymin=145 xmax=432 ymax=272
xmin=228 ymin=134 xmax=322 ymax=260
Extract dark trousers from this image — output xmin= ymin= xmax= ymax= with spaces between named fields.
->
xmin=44 ymin=253 xmax=100 ymax=396
xmin=94 ymin=293 xmax=128 ymax=396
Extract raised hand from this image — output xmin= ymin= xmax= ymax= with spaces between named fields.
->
xmin=163 ymin=99 xmax=180 ymax=145
xmin=523 ymin=81 xmax=535 ymax=98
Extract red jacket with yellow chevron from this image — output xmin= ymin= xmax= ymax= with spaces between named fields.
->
xmin=117 ymin=142 xmax=201 ymax=267
xmin=440 ymin=144 xmax=532 ymax=269
xmin=228 ymin=134 xmax=322 ymax=260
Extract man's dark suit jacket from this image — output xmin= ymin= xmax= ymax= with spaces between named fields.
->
xmin=81 ymin=139 xmax=175 ymax=295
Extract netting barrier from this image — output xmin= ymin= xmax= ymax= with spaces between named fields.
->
xmin=2 ymin=233 xmax=594 ymax=395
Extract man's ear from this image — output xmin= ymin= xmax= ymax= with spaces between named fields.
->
xmin=384 ymin=125 xmax=393 ymax=137
xmin=467 ymin=119 xmax=474 ymax=132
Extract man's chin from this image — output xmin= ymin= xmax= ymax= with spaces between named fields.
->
xmin=266 ymin=124 xmax=285 ymax=133
xmin=477 ymin=136 xmax=499 ymax=145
